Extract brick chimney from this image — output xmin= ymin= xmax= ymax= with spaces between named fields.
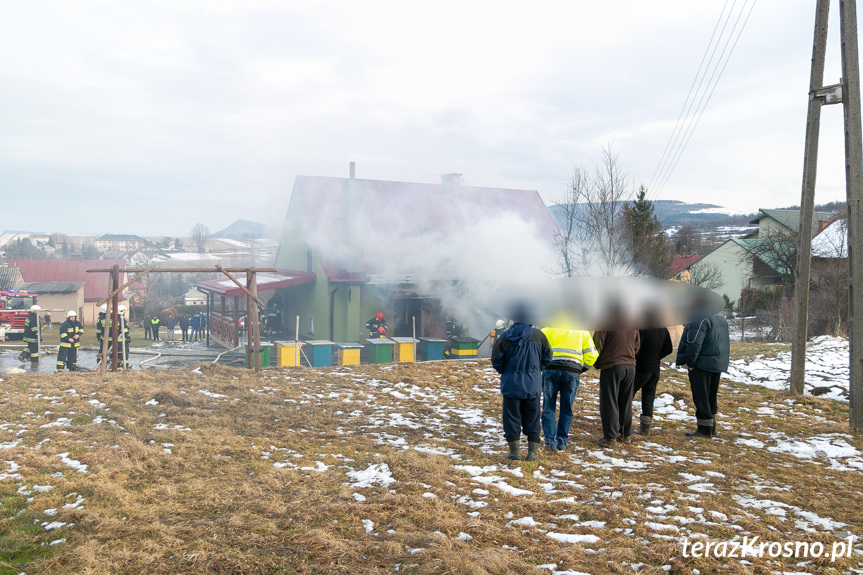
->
xmin=818 ymin=219 xmax=832 ymax=233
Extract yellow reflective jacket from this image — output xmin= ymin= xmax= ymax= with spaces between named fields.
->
xmin=540 ymin=327 xmax=598 ymax=373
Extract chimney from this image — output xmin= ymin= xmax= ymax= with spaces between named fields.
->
xmin=350 ymin=162 xmax=356 ymax=180
xmin=441 ymin=173 xmax=462 ymax=186
xmin=818 ymin=219 xmax=832 ymax=233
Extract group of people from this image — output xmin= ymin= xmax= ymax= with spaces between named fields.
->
xmin=143 ymin=313 xmax=206 ymax=342
xmin=491 ymin=305 xmax=730 ymax=460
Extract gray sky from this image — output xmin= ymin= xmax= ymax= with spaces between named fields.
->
xmin=0 ymin=1 xmax=855 ymax=237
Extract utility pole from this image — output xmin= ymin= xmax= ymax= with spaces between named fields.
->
xmin=791 ymin=0 xmax=831 ymax=395
xmin=840 ymin=0 xmax=863 ymax=430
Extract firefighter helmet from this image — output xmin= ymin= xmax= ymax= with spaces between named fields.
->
xmin=30 ymin=305 xmax=41 ymax=312
xmin=375 ymin=312 xmax=383 ymax=320
xmin=100 ymin=304 xmax=107 ymax=313
xmin=377 ymin=326 xmax=386 ymax=334
xmin=66 ymin=310 xmax=77 ymax=318
xmin=495 ymin=319 xmax=506 ymax=330
xmin=119 ymin=305 xmax=127 ymax=313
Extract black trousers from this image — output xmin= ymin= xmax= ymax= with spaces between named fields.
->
xmin=56 ymin=345 xmax=78 ymax=370
xmin=502 ymin=395 xmax=541 ymax=442
xmin=633 ymin=369 xmax=660 ymax=418
xmin=22 ymin=341 xmax=39 ymax=363
xmin=598 ymin=365 xmax=636 ymax=439
xmin=688 ymin=367 xmax=720 ymax=425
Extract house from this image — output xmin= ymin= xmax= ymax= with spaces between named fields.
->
xmin=0 ymin=266 xmax=24 ymax=290
xmin=16 ymin=282 xmax=85 ymax=322
xmin=183 ymin=287 xmax=208 ymax=306
xmin=668 ymin=254 xmax=703 ymax=282
xmin=271 ymin=169 xmax=557 ymax=343
xmin=94 ymin=234 xmax=147 ymax=253
xmin=686 ymin=208 xmax=833 ymax=304
xmin=8 ymin=259 xmax=127 ymax=325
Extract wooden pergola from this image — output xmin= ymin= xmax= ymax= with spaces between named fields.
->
xmin=87 ymin=264 xmax=277 ymax=375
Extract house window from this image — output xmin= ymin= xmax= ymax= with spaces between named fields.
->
xmin=308 ymin=315 xmax=315 ymax=335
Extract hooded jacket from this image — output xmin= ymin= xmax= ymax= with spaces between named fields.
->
xmin=491 ymin=322 xmax=552 ymax=398
xmin=676 ymin=314 xmax=730 ymax=373
xmin=636 ymin=327 xmax=673 ymax=373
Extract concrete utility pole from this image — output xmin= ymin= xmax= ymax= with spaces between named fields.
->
xmin=790 ymin=0 xmax=830 ymax=396
xmin=840 ymin=0 xmax=863 ymax=430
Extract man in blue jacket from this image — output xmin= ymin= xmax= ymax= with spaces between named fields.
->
xmin=676 ymin=312 xmax=730 ymax=439
xmin=491 ymin=304 xmax=552 ymax=461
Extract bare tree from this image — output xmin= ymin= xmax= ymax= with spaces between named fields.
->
xmin=550 ymin=146 xmax=635 ymax=276
xmin=675 ymin=224 xmax=703 ymax=255
xmin=689 ymin=260 xmax=725 ymax=290
xmin=812 ymin=216 xmax=848 ymax=335
xmin=191 ymin=223 xmax=211 ymax=254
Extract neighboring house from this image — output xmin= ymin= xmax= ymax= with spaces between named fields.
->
xmin=16 ymin=282 xmax=85 ymax=321
xmin=668 ymin=254 xmax=703 ymax=282
xmin=272 ymin=170 xmax=557 ymax=343
xmin=94 ymin=234 xmax=147 ymax=253
xmin=9 ymin=259 xmax=127 ymax=325
xmin=690 ymin=208 xmax=833 ymax=303
xmin=0 ymin=266 xmax=24 ymax=290
xmin=127 ymin=250 xmax=151 ymax=269
xmin=183 ymin=287 xmax=208 ymax=306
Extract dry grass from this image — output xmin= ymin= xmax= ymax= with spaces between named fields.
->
xmin=0 ymin=342 xmax=862 ymax=574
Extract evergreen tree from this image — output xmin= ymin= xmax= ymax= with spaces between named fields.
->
xmin=623 ymin=186 xmax=669 ymax=277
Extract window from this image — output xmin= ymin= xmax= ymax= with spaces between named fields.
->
xmin=308 ymin=315 xmax=315 ymax=335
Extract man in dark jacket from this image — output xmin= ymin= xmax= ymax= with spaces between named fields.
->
xmin=491 ymin=305 xmax=552 ymax=462
xmin=56 ymin=310 xmax=84 ymax=372
xmin=633 ymin=327 xmax=674 ymax=436
xmin=180 ymin=315 xmax=189 ymax=342
xmin=592 ymin=329 xmax=640 ymax=447
xmin=676 ymin=313 xmax=730 ymax=438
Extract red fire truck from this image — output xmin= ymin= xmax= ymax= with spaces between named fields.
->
xmin=0 ymin=289 xmax=38 ymax=338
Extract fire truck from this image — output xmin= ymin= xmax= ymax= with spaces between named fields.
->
xmin=0 ymin=289 xmax=38 ymax=338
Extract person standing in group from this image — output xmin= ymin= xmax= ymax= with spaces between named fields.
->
xmin=150 ymin=316 xmax=161 ymax=341
xmin=676 ymin=312 xmax=730 ymax=439
xmin=539 ymin=323 xmax=597 ymax=452
xmin=180 ymin=315 xmax=189 ymax=342
xmin=190 ymin=313 xmax=199 ymax=341
xmin=56 ymin=310 xmax=83 ymax=372
xmin=143 ymin=315 xmax=152 ymax=340
xmin=18 ymin=305 xmax=42 ymax=365
xmin=491 ymin=303 xmax=552 ymax=462
xmin=165 ymin=314 xmax=176 ymax=341
xmin=592 ymin=328 xmax=640 ymax=447
xmin=633 ymin=326 xmax=674 ymax=436
xmin=43 ymin=311 xmax=52 ymax=330
xmin=365 ymin=312 xmax=388 ymax=339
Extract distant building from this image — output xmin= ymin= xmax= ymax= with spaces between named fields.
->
xmin=0 ymin=266 xmax=24 ymax=290
xmin=94 ymin=234 xmax=147 ymax=253
xmin=183 ymin=287 xmax=207 ymax=306
xmin=16 ymin=282 xmax=85 ymax=322
xmin=9 ymin=258 xmax=127 ymax=325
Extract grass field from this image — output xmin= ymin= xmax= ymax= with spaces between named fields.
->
xmin=0 ymin=343 xmax=861 ymax=574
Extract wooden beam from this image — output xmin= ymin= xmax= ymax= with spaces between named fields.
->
xmin=87 ymin=267 xmax=277 ymax=273
xmin=215 ymin=265 xmax=266 ymax=308
xmin=96 ymin=265 xmax=156 ymax=307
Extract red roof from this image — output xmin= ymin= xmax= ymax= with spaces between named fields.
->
xmin=9 ymin=259 xmax=126 ymax=302
xmin=668 ymin=254 xmax=703 ymax=278
xmin=284 ymin=176 xmax=557 ymax=282
xmin=197 ymin=270 xmax=316 ymax=297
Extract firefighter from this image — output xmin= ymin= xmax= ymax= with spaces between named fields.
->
xmin=96 ymin=304 xmax=107 ymax=365
xmin=18 ymin=305 xmax=42 ymax=365
xmin=56 ymin=310 xmax=83 ymax=372
xmin=114 ymin=305 xmax=131 ymax=369
xmin=365 ymin=312 xmax=387 ymax=339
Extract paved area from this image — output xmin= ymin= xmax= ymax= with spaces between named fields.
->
xmin=0 ymin=339 xmax=228 ymax=375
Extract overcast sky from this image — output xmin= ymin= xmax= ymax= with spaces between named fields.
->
xmin=0 ymin=1 xmax=856 ymax=237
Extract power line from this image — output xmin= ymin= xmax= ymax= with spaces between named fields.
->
xmin=646 ymin=0 xmax=758 ymax=200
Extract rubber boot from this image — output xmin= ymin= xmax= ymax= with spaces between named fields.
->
xmin=634 ymin=415 xmax=651 ymax=436
xmin=685 ymin=425 xmax=713 ymax=439
xmin=506 ymin=441 xmax=521 ymax=460
xmin=526 ymin=441 xmax=540 ymax=462
xmin=711 ymin=420 xmax=718 ymax=437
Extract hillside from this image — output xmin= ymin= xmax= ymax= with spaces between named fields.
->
xmin=0 ymin=340 xmax=861 ymax=574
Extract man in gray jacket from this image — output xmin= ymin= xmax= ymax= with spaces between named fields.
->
xmin=675 ymin=313 xmax=730 ymax=439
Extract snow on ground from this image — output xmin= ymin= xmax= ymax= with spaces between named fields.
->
xmin=721 ymin=336 xmax=849 ymax=400
xmin=1 ymin=341 xmax=861 ymax=569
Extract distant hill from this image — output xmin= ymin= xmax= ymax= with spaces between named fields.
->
xmin=211 ymin=220 xmax=272 ymax=240
xmin=547 ymin=200 xmax=756 ymax=231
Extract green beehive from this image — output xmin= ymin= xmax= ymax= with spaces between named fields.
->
xmin=366 ymin=338 xmax=393 ymax=364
